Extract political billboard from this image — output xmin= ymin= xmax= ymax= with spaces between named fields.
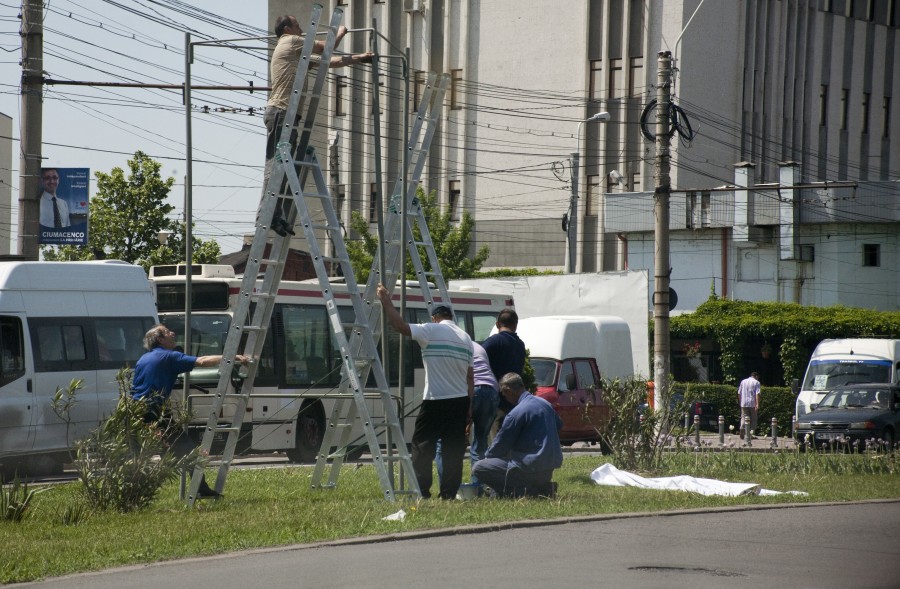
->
xmin=38 ymin=167 xmax=90 ymax=246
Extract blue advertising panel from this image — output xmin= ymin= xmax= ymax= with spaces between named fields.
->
xmin=38 ymin=167 xmax=90 ymax=246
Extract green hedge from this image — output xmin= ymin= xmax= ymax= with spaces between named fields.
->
xmin=675 ymin=383 xmax=796 ymax=436
xmin=669 ymin=297 xmax=900 ymax=386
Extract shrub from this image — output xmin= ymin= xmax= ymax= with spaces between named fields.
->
xmin=1 ymin=477 xmax=46 ymax=522
xmin=596 ymin=376 xmax=675 ymax=472
xmin=52 ymin=370 xmax=207 ymax=512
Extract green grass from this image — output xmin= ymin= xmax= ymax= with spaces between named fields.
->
xmin=2 ymin=451 xmax=899 ymax=583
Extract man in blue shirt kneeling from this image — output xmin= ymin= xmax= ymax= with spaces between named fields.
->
xmin=472 ymin=372 xmax=563 ymax=498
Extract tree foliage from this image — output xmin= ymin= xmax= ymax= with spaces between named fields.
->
xmin=41 ymin=151 xmax=220 ymax=271
xmin=671 ymin=296 xmax=900 ymax=385
xmin=345 ymin=186 xmax=490 ymax=283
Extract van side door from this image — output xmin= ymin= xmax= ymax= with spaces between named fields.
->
xmin=0 ymin=315 xmax=32 ymax=457
xmin=29 ymin=319 xmax=98 ymax=456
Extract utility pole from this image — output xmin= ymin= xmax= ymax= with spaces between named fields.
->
xmin=18 ymin=0 xmax=44 ymax=260
xmin=566 ymin=152 xmax=580 ymax=274
xmin=653 ymin=51 xmax=672 ymax=411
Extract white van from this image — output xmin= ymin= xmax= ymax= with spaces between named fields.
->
xmin=797 ymin=338 xmax=900 ymax=418
xmin=0 ymin=261 xmax=158 ymax=476
xmin=514 ymin=316 xmax=634 ymax=443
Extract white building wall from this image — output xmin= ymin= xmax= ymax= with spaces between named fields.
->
xmin=265 ymin=1 xmax=900 ymax=312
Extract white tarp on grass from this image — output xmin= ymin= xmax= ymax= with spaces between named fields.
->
xmin=590 ymin=463 xmax=807 ymax=497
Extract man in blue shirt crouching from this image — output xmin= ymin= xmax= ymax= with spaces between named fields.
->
xmin=472 ymin=372 xmax=563 ymax=498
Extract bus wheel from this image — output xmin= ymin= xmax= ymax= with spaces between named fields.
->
xmin=286 ymin=401 xmax=325 ymax=463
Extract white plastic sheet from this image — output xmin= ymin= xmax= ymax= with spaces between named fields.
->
xmin=590 ymin=463 xmax=807 ymax=497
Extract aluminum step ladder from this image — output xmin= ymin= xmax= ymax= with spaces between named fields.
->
xmin=186 ymin=4 xmax=346 ymax=506
xmin=310 ymin=72 xmax=450 ymax=495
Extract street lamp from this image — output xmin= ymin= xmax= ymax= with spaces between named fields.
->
xmin=566 ymin=111 xmax=610 ymax=274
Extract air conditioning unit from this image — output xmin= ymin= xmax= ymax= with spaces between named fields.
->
xmin=403 ymin=0 xmax=426 ymax=13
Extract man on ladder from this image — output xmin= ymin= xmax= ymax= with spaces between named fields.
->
xmin=376 ymin=284 xmax=474 ymax=500
xmin=264 ymin=14 xmax=372 ymax=205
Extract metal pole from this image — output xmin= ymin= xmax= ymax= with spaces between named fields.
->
xmin=398 ymin=46 xmax=411 ymax=489
xmin=771 ymin=417 xmax=778 ymax=448
xmin=18 ymin=0 xmax=44 ymax=259
xmin=652 ymin=51 xmax=673 ymax=414
xmin=183 ymin=33 xmax=194 ymax=401
xmin=566 ymin=151 xmax=579 ymax=274
xmin=718 ymin=415 xmax=725 ymax=446
xmin=694 ymin=414 xmax=700 ymax=446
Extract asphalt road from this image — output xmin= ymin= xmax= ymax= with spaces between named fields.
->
xmin=17 ymin=501 xmax=899 ymax=589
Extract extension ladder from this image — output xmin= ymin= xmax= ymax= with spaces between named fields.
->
xmin=310 ymin=72 xmax=451 ymax=492
xmin=185 ymin=5 xmax=420 ymax=504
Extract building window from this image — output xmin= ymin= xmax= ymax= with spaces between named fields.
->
xmin=608 ymin=58 xmax=623 ymax=99
xmin=586 ymin=175 xmax=600 ymax=216
xmin=862 ymin=92 xmax=870 ymax=134
xmin=819 ymin=84 xmax=828 ymax=126
xmin=448 ymin=180 xmax=461 ymax=221
xmin=450 ymin=69 xmax=463 ymax=110
xmin=369 ymin=183 xmax=378 ymax=222
xmin=863 ymin=243 xmax=881 ymax=267
xmin=884 ymin=96 xmax=892 ymax=138
xmin=590 ymin=60 xmax=603 ymax=100
xmin=629 ymin=56 xmax=644 ymax=98
xmin=840 ymin=88 xmax=849 ymax=130
xmin=335 ymin=75 xmax=348 ymax=117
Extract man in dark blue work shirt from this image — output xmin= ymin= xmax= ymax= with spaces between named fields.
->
xmin=481 ymin=308 xmax=526 ymax=431
xmin=472 ymin=372 xmax=563 ymax=498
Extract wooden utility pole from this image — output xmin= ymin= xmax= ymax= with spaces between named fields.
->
xmin=653 ymin=51 xmax=673 ymax=410
xmin=18 ymin=0 xmax=44 ymax=259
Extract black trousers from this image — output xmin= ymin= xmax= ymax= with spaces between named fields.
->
xmin=412 ymin=396 xmax=469 ymax=499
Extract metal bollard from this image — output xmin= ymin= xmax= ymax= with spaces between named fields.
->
xmin=694 ymin=414 xmax=701 ymax=446
xmin=771 ymin=417 xmax=778 ymax=447
xmin=792 ymin=415 xmax=797 ymax=439
xmin=718 ymin=415 xmax=725 ymax=445
xmin=684 ymin=411 xmax=690 ymax=431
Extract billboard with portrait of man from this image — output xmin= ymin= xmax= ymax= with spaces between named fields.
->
xmin=38 ymin=167 xmax=90 ymax=246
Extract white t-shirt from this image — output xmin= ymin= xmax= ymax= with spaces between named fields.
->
xmin=409 ymin=320 xmax=473 ymax=401
xmin=737 ymin=376 xmax=761 ymax=407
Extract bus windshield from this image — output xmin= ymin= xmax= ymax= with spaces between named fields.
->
xmin=802 ymin=360 xmax=892 ymax=391
xmin=159 ymin=314 xmax=230 ymax=357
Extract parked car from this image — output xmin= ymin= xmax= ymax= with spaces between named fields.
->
xmin=794 ymin=384 xmax=900 ymax=450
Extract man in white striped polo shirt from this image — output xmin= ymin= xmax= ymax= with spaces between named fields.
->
xmin=377 ymin=284 xmax=474 ymax=499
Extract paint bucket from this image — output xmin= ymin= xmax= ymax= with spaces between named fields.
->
xmin=456 ymin=483 xmax=481 ymax=500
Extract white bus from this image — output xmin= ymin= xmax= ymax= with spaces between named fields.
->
xmin=0 ymin=261 xmax=158 ymax=477
xmin=148 ymin=264 xmax=512 ymax=462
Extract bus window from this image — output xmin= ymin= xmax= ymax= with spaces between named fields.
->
xmin=471 ymin=312 xmax=496 ymax=342
xmin=0 ymin=316 xmax=25 ymax=386
xmin=282 ymin=304 xmax=341 ymax=387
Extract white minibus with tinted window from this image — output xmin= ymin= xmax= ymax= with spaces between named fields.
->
xmin=0 ymin=261 xmax=157 ymax=476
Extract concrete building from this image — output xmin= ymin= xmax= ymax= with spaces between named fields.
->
xmin=265 ymin=1 xmax=899 ymax=309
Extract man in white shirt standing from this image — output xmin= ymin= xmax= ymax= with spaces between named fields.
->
xmin=737 ymin=371 xmax=761 ymax=441
xmin=39 ymin=168 xmax=71 ymax=228
xmin=377 ymin=284 xmax=474 ymax=500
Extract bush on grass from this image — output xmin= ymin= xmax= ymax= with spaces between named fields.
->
xmin=52 ymin=370 xmax=207 ymax=512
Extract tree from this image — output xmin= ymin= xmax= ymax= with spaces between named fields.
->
xmin=42 ymin=151 xmax=220 ymax=270
xmin=345 ymin=186 xmax=490 ymax=283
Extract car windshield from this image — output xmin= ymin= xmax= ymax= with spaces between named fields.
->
xmin=802 ymin=360 xmax=892 ymax=391
xmin=531 ymin=359 xmax=558 ymax=387
xmin=818 ymin=388 xmax=890 ymax=409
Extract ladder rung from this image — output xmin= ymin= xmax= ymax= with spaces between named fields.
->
xmin=309 ymin=223 xmax=341 ymax=232
xmin=260 ymin=258 xmax=284 ymax=266
xmin=241 ymin=326 xmax=267 ymax=333
xmin=212 ymin=426 xmax=240 ymax=434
